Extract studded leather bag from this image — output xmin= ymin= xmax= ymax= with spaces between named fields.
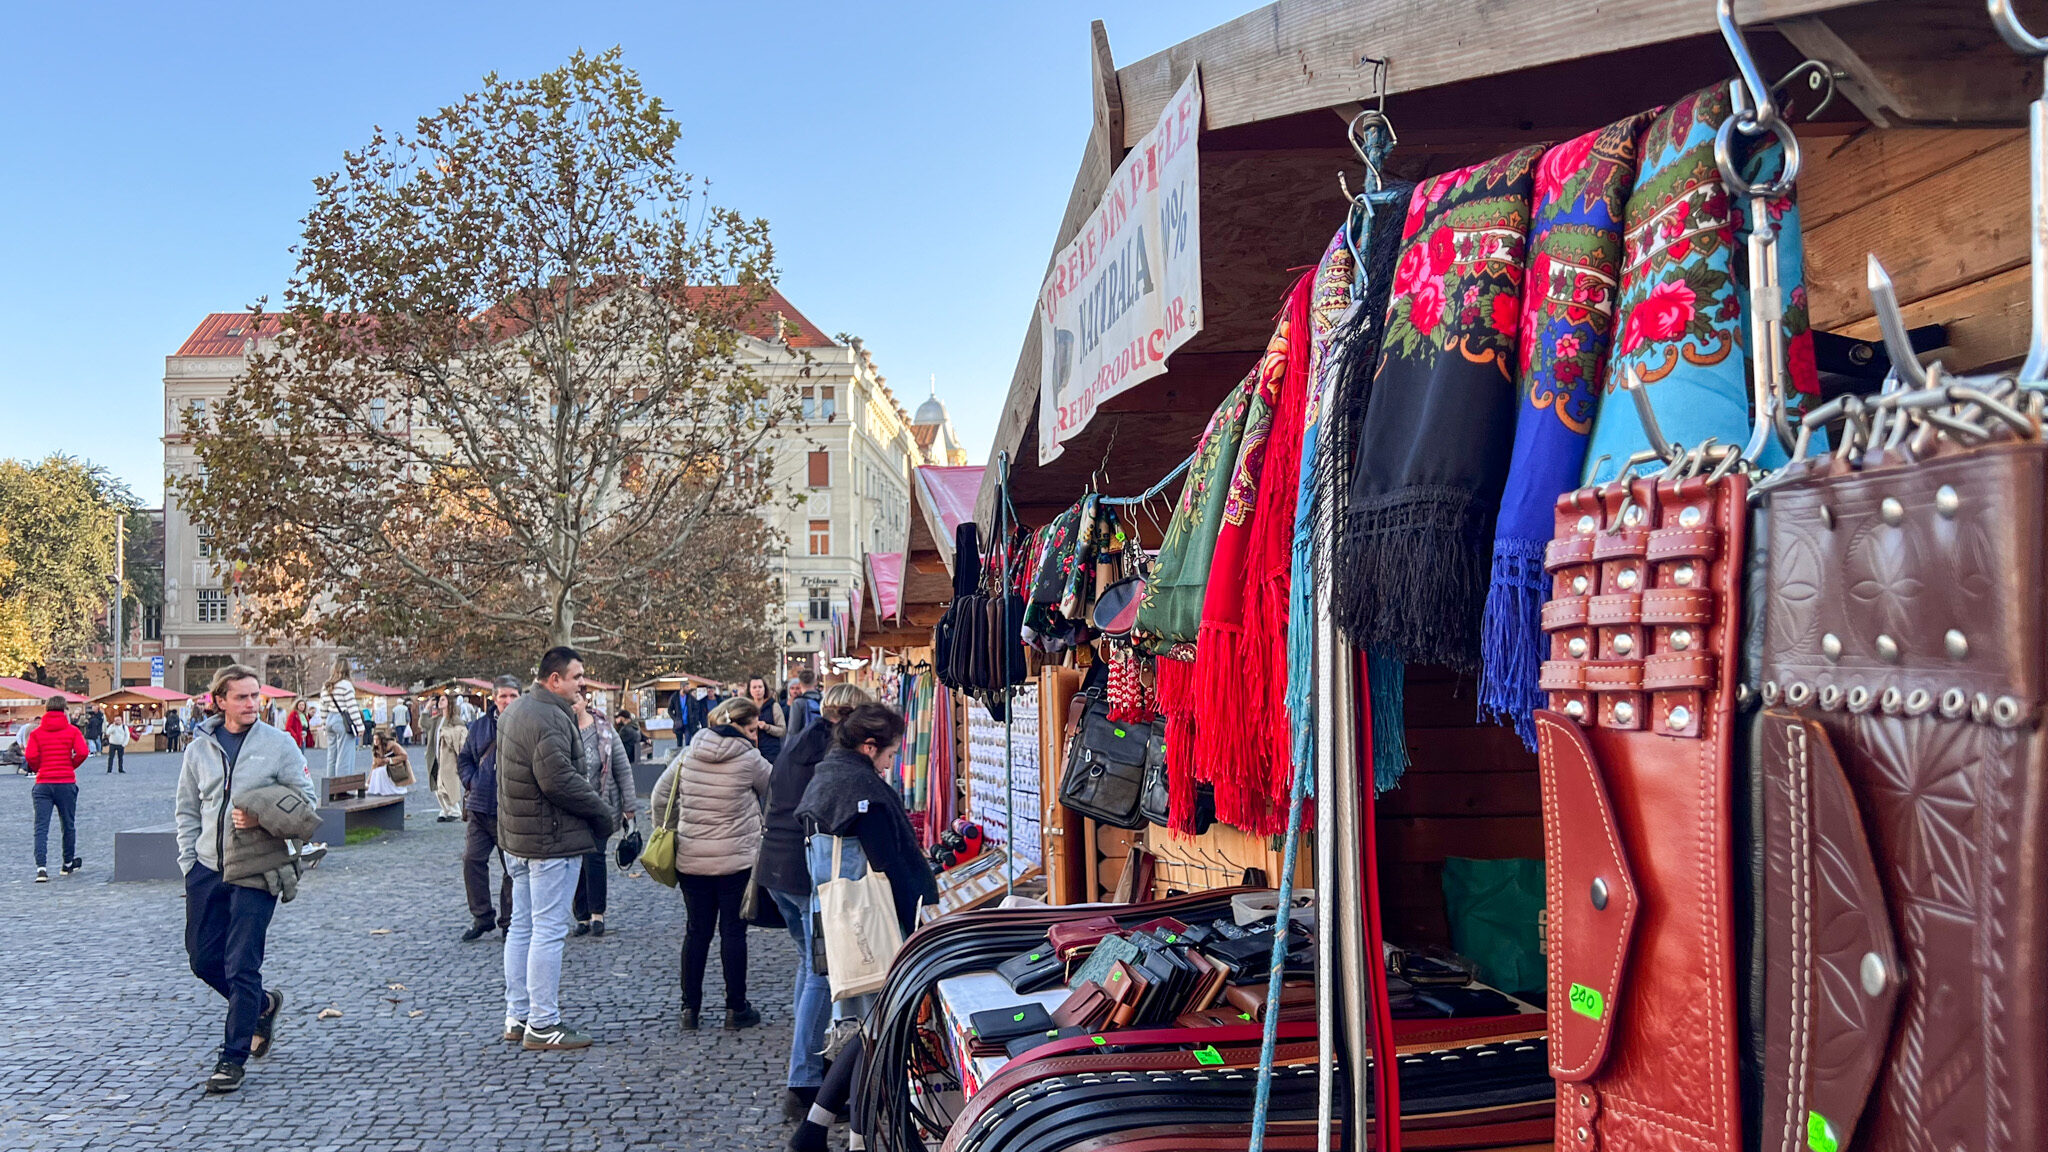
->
xmin=1536 ymin=467 xmax=1748 ymax=1152
xmin=1754 ymin=436 xmax=2048 ymax=1152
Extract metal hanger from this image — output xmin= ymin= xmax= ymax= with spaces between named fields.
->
xmin=1338 ymin=57 xmax=1406 ymax=294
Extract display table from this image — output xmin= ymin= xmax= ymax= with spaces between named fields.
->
xmin=932 ymin=970 xmax=1076 ymax=1098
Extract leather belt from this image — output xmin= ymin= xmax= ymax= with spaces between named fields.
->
xmin=1538 ymin=470 xmax=1746 ymax=1151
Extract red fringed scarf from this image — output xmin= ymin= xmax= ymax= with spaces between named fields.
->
xmin=1191 ymin=270 xmax=1315 ymax=833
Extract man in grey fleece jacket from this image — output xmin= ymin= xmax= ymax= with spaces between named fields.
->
xmin=175 ymin=665 xmax=318 ymax=1095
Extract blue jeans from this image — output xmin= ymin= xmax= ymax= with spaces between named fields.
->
xmin=771 ymin=887 xmax=831 ymax=1089
xmin=184 ymin=862 xmax=278 ymax=1064
xmin=31 ymin=783 xmax=78 ymax=868
xmin=504 ymin=855 xmax=581 ymax=1028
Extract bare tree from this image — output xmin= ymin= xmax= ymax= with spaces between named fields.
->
xmin=180 ymin=48 xmax=794 ymax=678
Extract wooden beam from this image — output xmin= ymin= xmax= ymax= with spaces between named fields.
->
xmin=1777 ymin=0 xmax=2038 ymax=126
xmin=1834 ymin=264 xmax=2031 ymax=373
xmin=1110 ymin=0 xmax=1872 ymax=143
xmin=1090 ymin=21 xmax=1126 ymax=171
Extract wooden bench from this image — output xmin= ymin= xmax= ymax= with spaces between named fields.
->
xmin=314 ymin=773 xmax=405 ymax=841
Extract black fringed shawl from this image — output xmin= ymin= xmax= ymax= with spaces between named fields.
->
xmin=1334 ymin=148 xmax=1542 ymax=672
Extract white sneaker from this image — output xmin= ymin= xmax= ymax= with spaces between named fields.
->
xmin=34 ymin=868 xmax=47 ymax=883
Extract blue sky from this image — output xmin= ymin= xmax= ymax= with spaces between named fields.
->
xmin=0 ymin=0 xmax=1254 ymax=505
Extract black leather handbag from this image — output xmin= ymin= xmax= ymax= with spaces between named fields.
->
xmin=1057 ymin=692 xmax=1158 ymax=830
xmin=1139 ymin=749 xmax=1215 ymax=834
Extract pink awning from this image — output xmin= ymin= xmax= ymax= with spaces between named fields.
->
xmin=0 ymin=677 xmax=88 ymax=705
xmin=867 ymin=551 xmax=903 ymax=622
xmin=349 ymin=679 xmax=410 ymax=697
xmin=258 ymin=685 xmax=297 ymax=699
xmin=91 ymin=685 xmax=191 ymax=706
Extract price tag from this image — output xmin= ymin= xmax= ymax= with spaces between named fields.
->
xmin=1193 ymin=1045 xmax=1224 ymax=1065
xmin=1806 ymin=1112 xmax=1839 ymax=1152
xmin=1568 ymin=982 xmax=1606 ymax=1021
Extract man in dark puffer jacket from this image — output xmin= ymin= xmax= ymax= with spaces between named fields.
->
xmin=495 ymin=646 xmax=614 ymax=1051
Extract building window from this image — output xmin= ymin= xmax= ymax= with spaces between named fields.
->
xmin=183 ymin=655 xmax=234 ymax=696
xmin=196 ymin=525 xmax=214 ymax=559
xmin=369 ymin=397 xmax=388 ymax=430
xmin=196 ymin=588 xmax=229 ymax=624
xmin=808 ymin=588 xmax=832 ymax=622
xmin=142 ymin=603 xmax=163 ymax=642
xmin=186 ymin=398 xmax=207 ymax=428
xmin=807 ymin=450 xmax=830 ymax=488
xmin=801 ymin=385 xmax=838 ymax=421
xmin=807 ymin=519 xmax=831 ymax=556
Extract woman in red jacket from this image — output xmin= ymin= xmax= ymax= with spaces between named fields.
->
xmin=23 ymin=695 xmax=87 ymax=882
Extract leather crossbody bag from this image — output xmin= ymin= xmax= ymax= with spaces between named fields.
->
xmin=1057 ymin=692 xmax=1159 ymax=830
xmin=1537 ymin=468 xmax=1747 ymax=1152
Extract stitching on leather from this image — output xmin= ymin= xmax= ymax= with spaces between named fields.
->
xmin=1604 ymin=1094 xmax=1716 ymax=1138
xmin=1701 ymin=478 xmax=1735 ymax=1144
xmin=1783 ymin=719 xmax=1812 ymax=1152
xmin=1537 ymin=713 xmax=1631 ymax=1083
xmin=1538 ymin=715 xmax=1567 ymax=1076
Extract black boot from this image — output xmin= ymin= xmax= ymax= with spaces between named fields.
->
xmin=781 ymin=1085 xmax=818 ymax=1122
xmin=681 ymin=1005 xmax=700 ymax=1031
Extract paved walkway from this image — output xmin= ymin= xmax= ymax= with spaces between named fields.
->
xmin=0 ymin=748 xmax=822 ymax=1151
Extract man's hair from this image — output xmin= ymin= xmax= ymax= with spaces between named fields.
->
xmin=798 ymin=668 xmax=817 ymax=687
xmin=537 ymin=646 xmax=582 ymax=681
xmin=44 ymin=695 xmax=65 ymax=712
xmin=820 ymin=683 xmax=874 ymax=723
xmin=833 ymin=703 xmax=906 ymax=752
xmin=208 ymin=663 xmax=262 ymax=700
xmin=493 ymin=674 xmax=523 ymax=692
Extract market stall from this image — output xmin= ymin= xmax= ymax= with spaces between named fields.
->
xmin=92 ymin=686 xmax=192 ymax=752
xmin=849 ymin=3 xmax=2048 ymax=1151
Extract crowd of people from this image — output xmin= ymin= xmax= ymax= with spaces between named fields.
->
xmin=18 ymin=649 xmax=919 ymax=1145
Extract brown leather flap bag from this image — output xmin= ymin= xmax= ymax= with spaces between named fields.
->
xmin=1755 ymin=709 xmax=1903 ymax=1152
xmin=1534 ymin=709 xmax=1640 ymax=1082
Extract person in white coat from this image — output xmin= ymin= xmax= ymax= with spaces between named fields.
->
xmin=649 ymin=696 xmax=770 ymax=1031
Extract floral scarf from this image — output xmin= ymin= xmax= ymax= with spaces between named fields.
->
xmin=1477 ymin=112 xmax=1655 ymax=749
xmin=1580 ymin=85 xmax=1819 ymax=483
xmin=1335 ymin=147 xmax=1543 ymax=673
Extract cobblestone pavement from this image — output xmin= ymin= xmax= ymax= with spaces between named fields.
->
xmin=0 ymin=748 xmax=837 ymax=1151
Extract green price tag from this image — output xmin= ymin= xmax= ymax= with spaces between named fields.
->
xmin=1113 ymin=727 xmax=1127 ymax=738
xmin=1568 ymin=982 xmax=1606 ymax=1021
xmin=1237 ymin=1012 xmax=1253 ymax=1021
xmin=1029 ymin=953 xmax=1041 ymax=961
xmin=1012 ymin=1012 xmax=1026 ymax=1022
xmin=1166 ymin=934 xmax=1180 ymax=943
xmin=1806 ymin=1112 xmax=1839 ymax=1152
xmin=1193 ymin=1045 xmax=1224 ymax=1065
xmin=1091 ymin=1035 xmax=1106 ymax=1045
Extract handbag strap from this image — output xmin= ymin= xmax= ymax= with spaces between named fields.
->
xmin=661 ymin=762 xmax=681 ymax=829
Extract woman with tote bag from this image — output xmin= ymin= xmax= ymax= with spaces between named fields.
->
xmin=788 ymin=703 xmax=936 ymax=1152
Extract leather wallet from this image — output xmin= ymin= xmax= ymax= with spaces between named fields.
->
xmin=1004 ymin=1025 xmax=1090 ymax=1059
xmin=1047 ymin=915 xmax=1120 ymax=959
xmin=996 ymin=940 xmax=1065 ymax=994
xmin=1051 ymin=982 xmax=1113 ymax=1031
xmin=1753 ymin=438 xmax=2048 ymax=1152
xmin=1538 ymin=469 xmax=1748 ymax=1152
xmin=1069 ymin=934 xmax=1140 ymax=990
xmin=969 ymin=1002 xmax=1055 ymax=1045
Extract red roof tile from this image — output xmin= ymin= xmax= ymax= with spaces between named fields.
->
xmin=174 ymin=288 xmax=835 ymax=358
xmin=176 ymin=313 xmax=286 ymax=357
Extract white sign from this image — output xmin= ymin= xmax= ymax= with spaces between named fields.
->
xmin=1036 ymin=70 xmax=1204 ymax=465
xmin=150 ymin=657 xmax=164 ymax=688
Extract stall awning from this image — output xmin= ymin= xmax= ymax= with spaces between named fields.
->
xmin=350 ymin=679 xmax=411 ymax=697
xmin=0 ymin=677 xmax=87 ymax=707
xmin=93 ymin=686 xmax=191 ymax=707
xmin=582 ymin=678 xmax=620 ymax=691
xmin=258 ymin=686 xmax=296 ymax=700
xmin=914 ymin=466 xmax=985 ymax=574
xmin=424 ymin=678 xmax=494 ymax=694
xmin=867 ymin=552 xmax=903 ymax=623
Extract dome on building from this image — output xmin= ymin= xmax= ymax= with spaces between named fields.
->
xmin=913 ymin=395 xmax=949 ymax=426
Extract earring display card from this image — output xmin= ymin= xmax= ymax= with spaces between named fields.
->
xmin=967 ymin=687 xmax=1042 ymax=876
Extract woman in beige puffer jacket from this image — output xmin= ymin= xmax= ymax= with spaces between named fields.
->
xmin=650 ymin=697 xmax=772 ymax=1030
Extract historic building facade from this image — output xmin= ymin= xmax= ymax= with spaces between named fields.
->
xmin=162 ymin=293 xmax=943 ymax=689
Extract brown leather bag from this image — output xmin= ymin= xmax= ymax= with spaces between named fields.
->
xmin=1754 ymin=437 xmax=2048 ymax=1152
xmin=1537 ymin=469 xmax=1747 ymax=1152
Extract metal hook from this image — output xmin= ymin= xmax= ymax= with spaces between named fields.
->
xmin=1619 ymin=365 xmax=1676 ymax=462
xmin=1771 ymin=60 xmax=1847 ymax=121
xmin=1990 ymin=0 xmax=2048 ymax=56
xmin=1718 ymin=0 xmax=1779 ymax=125
xmin=1867 ymin=255 xmax=1932 ymax=389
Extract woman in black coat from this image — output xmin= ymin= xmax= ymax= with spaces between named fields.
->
xmin=758 ymin=683 xmax=872 ymax=1121
xmin=787 ymin=703 xmax=936 ymax=1152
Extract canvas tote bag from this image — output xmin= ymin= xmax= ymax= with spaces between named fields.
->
xmin=818 ymin=835 xmax=902 ymax=1000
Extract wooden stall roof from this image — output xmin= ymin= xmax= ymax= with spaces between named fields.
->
xmin=976 ymin=0 xmax=2038 ymax=526
xmin=0 ymin=677 xmax=88 ymax=706
xmin=93 ymin=686 xmax=191 ymax=707
xmin=350 ymin=679 xmax=411 ymax=697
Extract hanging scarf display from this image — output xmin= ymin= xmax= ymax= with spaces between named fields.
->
xmin=1140 ymin=377 xmax=1255 ymax=831
xmin=1477 ymin=112 xmax=1655 ymax=749
xmin=1284 ymin=229 xmax=1356 ymax=780
xmin=1579 ymin=85 xmax=1820 ymax=484
xmin=1193 ymin=270 xmax=1316 ymax=834
xmin=1335 ymin=147 xmax=1543 ymax=674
